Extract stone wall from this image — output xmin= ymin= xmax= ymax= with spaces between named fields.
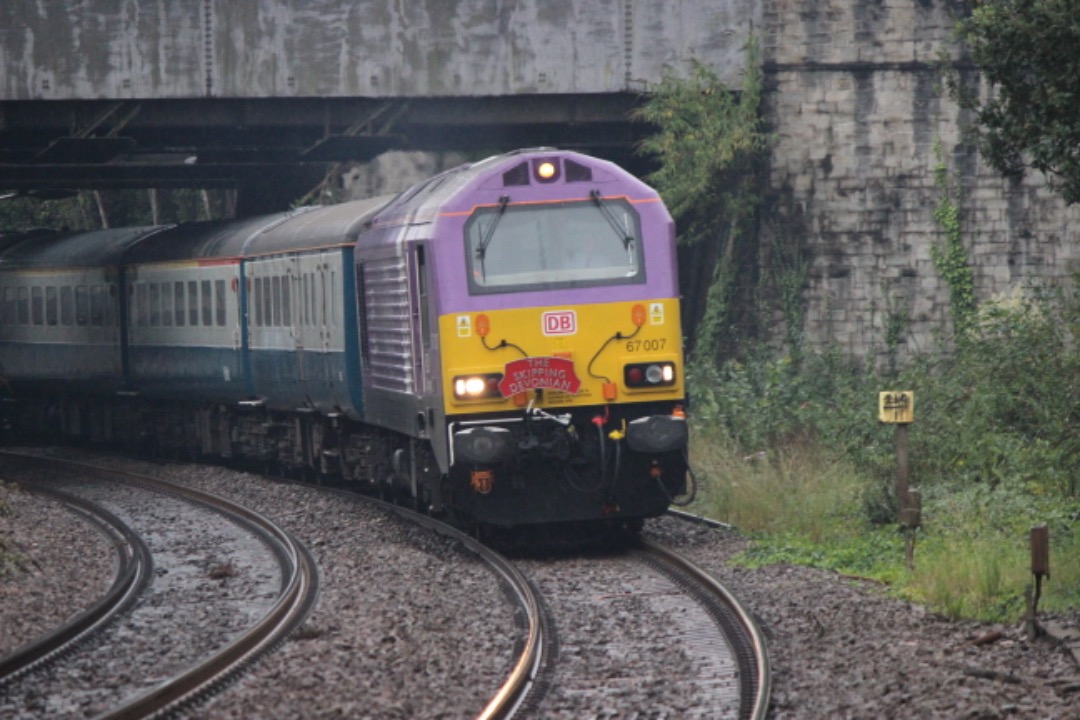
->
xmin=762 ymin=0 xmax=1080 ymax=365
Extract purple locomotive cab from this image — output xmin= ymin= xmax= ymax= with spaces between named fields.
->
xmin=356 ymin=149 xmax=691 ymax=529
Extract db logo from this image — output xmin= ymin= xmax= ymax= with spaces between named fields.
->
xmin=542 ymin=310 xmax=577 ymax=336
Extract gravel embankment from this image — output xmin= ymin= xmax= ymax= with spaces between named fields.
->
xmin=0 ymin=456 xmax=517 ymax=720
xmin=3 ymin=454 xmax=1080 ymax=718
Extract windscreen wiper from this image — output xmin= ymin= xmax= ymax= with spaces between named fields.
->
xmin=589 ymin=189 xmax=633 ymax=251
xmin=475 ymin=195 xmax=510 ymax=280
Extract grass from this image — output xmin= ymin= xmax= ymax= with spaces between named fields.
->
xmin=688 ymin=424 xmax=1080 ymax=622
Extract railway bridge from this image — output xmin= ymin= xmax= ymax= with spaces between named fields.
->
xmin=0 ymin=1 xmax=757 ymax=213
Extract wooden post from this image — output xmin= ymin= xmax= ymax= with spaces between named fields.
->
xmin=901 ymin=488 xmax=921 ymax=571
xmin=1027 ymin=524 xmax=1050 ymax=639
xmin=896 ymin=423 xmax=910 ymax=512
xmin=878 ymin=391 xmax=914 ymax=518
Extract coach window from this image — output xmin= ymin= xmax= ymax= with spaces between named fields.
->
xmin=271 ymin=276 xmax=281 ymax=326
xmin=174 ymin=281 xmax=185 ymax=327
xmin=253 ymin=275 xmax=263 ymax=326
xmin=106 ymin=283 xmax=118 ymax=326
xmin=90 ymin=286 xmax=104 ymax=326
xmin=162 ymin=282 xmax=173 ymax=326
xmin=60 ymin=286 xmax=74 ymax=325
xmin=45 ymin=286 xmax=58 ymax=326
xmin=3 ymin=287 xmax=15 ymax=325
xmin=282 ymin=276 xmax=292 ymax=326
xmin=75 ymin=286 xmax=88 ymax=325
xmin=31 ymin=287 xmax=43 ymax=325
xmin=329 ymin=271 xmax=337 ymax=327
xmin=187 ymin=281 xmax=198 ymax=326
xmin=320 ymin=272 xmax=328 ymax=327
xmin=215 ymin=279 xmax=226 ymax=326
xmin=261 ymin=277 xmax=271 ymax=326
xmin=302 ymin=274 xmax=310 ymax=326
xmin=200 ymin=280 xmax=212 ymax=326
xmin=18 ymin=287 xmax=29 ymax=325
xmin=149 ymin=283 xmax=161 ymax=326
xmin=135 ymin=283 xmax=148 ymax=326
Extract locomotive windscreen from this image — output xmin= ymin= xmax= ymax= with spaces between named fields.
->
xmin=465 ymin=198 xmax=645 ymax=294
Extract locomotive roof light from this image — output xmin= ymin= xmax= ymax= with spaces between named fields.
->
xmin=534 ymin=159 xmax=560 ymax=183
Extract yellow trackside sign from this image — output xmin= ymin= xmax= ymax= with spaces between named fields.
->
xmin=879 ymin=391 xmax=914 ymax=424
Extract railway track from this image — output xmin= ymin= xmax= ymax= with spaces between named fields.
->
xmin=508 ymin=535 xmax=771 ymax=718
xmin=0 ymin=451 xmax=548 ymax=719
xmin=1 ymin=451 xmax=767 ymax=718
xmin=637 ymin=536 xmax=771 ymax=720
xmin=0 ymin=451 xmax=318 ymax=719
xmin=0 ymin=482 xmax=152 ymax=684
xmin=361 ymin=496 xmax=548 ymax=720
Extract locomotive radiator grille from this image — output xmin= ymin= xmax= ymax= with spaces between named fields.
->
xmin=363 ymin=257 xmax=414 ymax=394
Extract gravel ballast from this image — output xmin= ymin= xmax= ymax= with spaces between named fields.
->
xmin=3 ymin=457 xmax=1080 ymax=718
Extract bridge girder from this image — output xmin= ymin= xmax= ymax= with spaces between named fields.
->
xmin=0 ymin=94 xmax=651 ymax=213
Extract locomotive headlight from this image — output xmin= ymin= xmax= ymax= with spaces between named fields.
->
xmin=452 ymin=373 xmax=505 ymax=400
xmin=623 ymin=361 xmax=677 ymax=389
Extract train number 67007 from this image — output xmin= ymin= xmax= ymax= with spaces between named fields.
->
xmin=626 ymin=338 xmax=667 ymax=352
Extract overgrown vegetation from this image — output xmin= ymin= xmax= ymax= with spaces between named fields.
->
xmin=633 ymin=37 xmax=769 ymax=365
xmin=686 ymin=279 xmax=1080 ymax=622
xmin=640 ymin=43 xmax=1080 ymax=622
xmin=930 ymin=139 xmax=977 ymax=336
xmin=946 ymin=0 xmax=1080 ymax=205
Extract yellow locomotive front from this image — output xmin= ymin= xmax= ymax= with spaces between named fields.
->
xmin=430 ymin=152 xmax=689 ymax=529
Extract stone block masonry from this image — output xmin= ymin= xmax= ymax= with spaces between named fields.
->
xmin=762 ymin=0 xmax=1080 ymax=365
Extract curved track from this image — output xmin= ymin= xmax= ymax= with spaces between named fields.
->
xmin=332 ymin=493 xmax=549 ymax=720
xmin=637 ymin=537 xmax=771 ymax=720
xmin=0 ymin=482 xmax=152 ymax=684
xmin=0 ymin=451 xmax=319 ymax=719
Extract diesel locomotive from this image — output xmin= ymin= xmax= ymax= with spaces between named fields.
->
xmin=0 ymin=149 xmax=690 ymax=530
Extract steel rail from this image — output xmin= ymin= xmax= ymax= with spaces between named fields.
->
xmin=637 ymin=538 xmax=772 ymax=720
xmin=0 ymin=451 xmax=320 ymax=720
xmin=364 ymin=498 xmax=547 ymax=720
xmin=0 ymin=482 xmax=153 ymax=684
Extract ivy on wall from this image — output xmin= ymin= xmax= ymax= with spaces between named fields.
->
xmin=931 ymin=139 xmax=977 ymax=336
xmin=633 ymin=37 xmax=769 ymax=366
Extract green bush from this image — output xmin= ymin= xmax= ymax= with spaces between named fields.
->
xmin=689 ymin=282 xmax=1080 ymax=620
